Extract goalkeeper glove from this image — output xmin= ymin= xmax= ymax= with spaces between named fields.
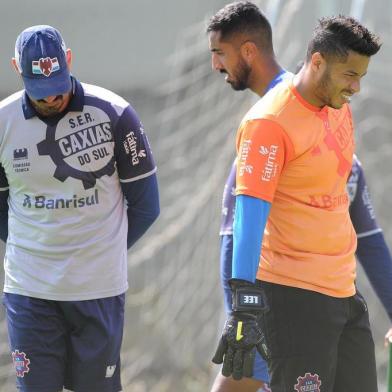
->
xmin=212 ymin=279 xmax=269 ymax=380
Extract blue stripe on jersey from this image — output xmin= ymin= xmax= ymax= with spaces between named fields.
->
xmin=265 ymin=69 xmax=288 ymax=91
xmin=232 ymin=195 xmax=271 ymax=283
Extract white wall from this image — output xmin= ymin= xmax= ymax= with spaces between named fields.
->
xmin=0 ymin=0 xmax=225 ymax=95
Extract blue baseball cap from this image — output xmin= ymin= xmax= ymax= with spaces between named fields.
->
xmin=14 ymin=25 xmax=72 ymax=100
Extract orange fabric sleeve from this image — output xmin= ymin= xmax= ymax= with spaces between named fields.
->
xmin=236 ymin=119 xmax=294 ymax=202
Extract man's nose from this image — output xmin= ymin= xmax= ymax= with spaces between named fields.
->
xmin=211 ymin=53 xmax=223 ymax=71
xmin=41 ymin=95 xmax=59 ymax=103
xmin=350 ymin=80 xmax=360 ymax=94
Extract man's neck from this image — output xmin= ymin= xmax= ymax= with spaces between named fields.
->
xmin=250 ymin=57 xmax=283 ymax=97
xmin=293 ymin=70 xmax=325 ymax=108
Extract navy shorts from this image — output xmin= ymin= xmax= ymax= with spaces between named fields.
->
xmin=3 ymin=293 xmax=125 ymax=392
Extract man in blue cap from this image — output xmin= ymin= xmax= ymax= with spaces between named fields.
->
xmin=12 ymin=25 xmax=73 ymax=116
xmin=0 ymin=25 xmax=160 ymax=392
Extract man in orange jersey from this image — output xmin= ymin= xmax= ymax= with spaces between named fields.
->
xmin=212 ymin=15 xmax=381 ymax=391
xmin=207 ymin=2 xmax=290 ymax=391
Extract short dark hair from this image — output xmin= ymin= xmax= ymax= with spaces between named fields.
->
xmin=306 ymin=15 xmax=381 ymax=62
xmin=206 ymin=1 xmax=273 ymax=52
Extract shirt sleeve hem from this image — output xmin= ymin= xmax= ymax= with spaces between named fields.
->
xmin=356 ymin=228 xmax=382 ymax=239
xmin=120 ymin=167 xmax=157 ymax=183
xmin=236 ymin=188 xmax=273 ymax=203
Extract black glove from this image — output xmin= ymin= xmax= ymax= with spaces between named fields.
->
xmin=212 ymin=279 xmax=269 ymax=380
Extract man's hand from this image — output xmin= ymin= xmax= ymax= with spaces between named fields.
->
xmin=212 ymin=279 xmax=269 ymax=380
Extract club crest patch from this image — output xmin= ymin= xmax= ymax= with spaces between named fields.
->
xmin=32 ymin=57 xmax=60 ymax=76
xmin=37 ymin=106 xmax=116 ymax=189
xmin=11 ymin=350 xmax=30 ymax=377
xmin=294 ymin=372 xmax=321 ymax=392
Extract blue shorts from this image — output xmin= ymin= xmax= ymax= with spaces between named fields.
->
xmin=2 ymin=293 xmax=125 ymax=392
xmin=220 ymin=234 xmax=269 ymax=384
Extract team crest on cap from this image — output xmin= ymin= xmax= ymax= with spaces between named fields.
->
xmin=294 ymin=372 xmax=321 ymax=392
xmin=32 ymin=57 xmax=60 ymax=77
xmin=11 ymin=350 xmax=30 ymax=378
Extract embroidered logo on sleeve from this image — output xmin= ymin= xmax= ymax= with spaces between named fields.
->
xmin=12 ymin=350 xmax=30 ymax=378
xmin=123 ymin=130 xmax=146 ymax=166
xmin=259 ymin=145 xmax=269 ymax=155
xmin=238 ymin=139 xmax=253 ymax=176
xmin=260 ymin=145 xmax=279 ymax=182
xmin=361 ymin=185 xmax=376 ymax=219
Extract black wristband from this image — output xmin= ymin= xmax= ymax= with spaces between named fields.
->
xmin=229 ymin=279 xmax=268 ymax=312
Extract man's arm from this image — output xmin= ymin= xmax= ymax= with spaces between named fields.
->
xmin=213 ymin=119 xmax=291 ymax=379
xmin=232 ymin=194 xmax=271 ymax=282
xmin=213 ymin=194 xmax=271 ymax=379
xmin=0 ymin=164 xmax=9 ymax=242
xmin=113 ymin=104 xmax=159 ymax=248
xmin=0 ymin=189 xmax=8 ymax=242
xmin=356 ymin=232 xmax=392 ymax=321
xmin=348 ymin=157 xmax=392 ymax=341
xmin=121 ymin=174 xmax=160 ymax=249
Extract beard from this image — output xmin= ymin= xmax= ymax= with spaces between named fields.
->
xmin=227 ymin=57 xmax=251 ymax=91
xmin=314 ymin=68 xmax=334 ymax=108
xmin=30 ymin=95 xmax=67 ymax=117
xmin=314 ymin=67 xmax=352 ymax=109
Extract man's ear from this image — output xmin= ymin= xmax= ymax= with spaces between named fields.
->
xmin=240 ymin=41 xmax=257 ymax=66
xmin=11 ymin=58 xmax=21 ymax=74
xmin=66 ymin=48 xmax=72 ymax=70
xmin=310 ymin=52 xmax=326 ymax=73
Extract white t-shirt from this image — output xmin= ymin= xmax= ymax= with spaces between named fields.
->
xmin=0 ymin=78 xmax=156 ymax=300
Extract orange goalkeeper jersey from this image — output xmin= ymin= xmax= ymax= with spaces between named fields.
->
xmin=236 ymin=78 xmax=357 ymax=298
